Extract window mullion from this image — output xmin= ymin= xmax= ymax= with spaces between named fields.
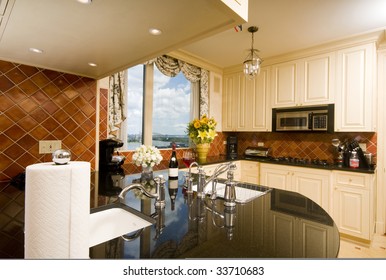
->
xmin=143 ymin=63 xmax=154 ymax=145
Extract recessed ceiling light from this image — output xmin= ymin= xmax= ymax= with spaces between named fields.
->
xmin=77 ymin=0 xmax=92 ymax=4
xmin=88 ymin=62 xmax=97 ymax=67
xmin=149 ymin=28 xmax=162 ymax=36
xmin=29 ymin=47 xmax=44 ymax=54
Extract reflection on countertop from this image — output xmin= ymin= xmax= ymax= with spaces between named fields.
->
xmin=193 ymin=155 xmax=375 ymax=174
xmin=89 ymin=170 xmax=340 ymax=259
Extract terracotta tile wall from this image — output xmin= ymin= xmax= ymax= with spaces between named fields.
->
xmin=0 ymin=60 xmax=97 ymax=181
xmin=225 ymin=131 xmax=377 ymax=163
xmin=0 ymin=60 xmax=97 ymax=258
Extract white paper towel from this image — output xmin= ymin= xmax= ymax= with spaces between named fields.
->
xmin=25 ymin=161 xmax=90 ymax=259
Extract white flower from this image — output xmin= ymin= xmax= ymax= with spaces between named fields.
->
xmin=132 ymin=145 xmax=163 ymax=167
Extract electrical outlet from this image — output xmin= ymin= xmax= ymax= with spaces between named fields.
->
xmin=223 ymin=140 xmax=227 ymax=145
xmin=258 ymin=142 xmax=264 ymax=147
xmin=39 ymin=140 xmax=62 ymax=154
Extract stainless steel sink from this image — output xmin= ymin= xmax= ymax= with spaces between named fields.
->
xmin=89 ymin=203 xmax=155 ymax=247
xmin=193 ymin=182 xmax=271 ymax=204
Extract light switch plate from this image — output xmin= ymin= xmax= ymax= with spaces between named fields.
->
xmin=39 ymin=140 xmax=62 ymax=154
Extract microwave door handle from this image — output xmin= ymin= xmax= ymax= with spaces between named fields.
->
xmin=308 ymin=113 xmax=313 ymax=130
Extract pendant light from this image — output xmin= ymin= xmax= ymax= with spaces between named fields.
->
xmin=243 ymin=26 xmax=262 ymax=79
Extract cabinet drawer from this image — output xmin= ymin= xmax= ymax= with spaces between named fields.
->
xmin=241 ymin=161 xmax=259 ymax=172
xmin=333 ymin=172 xmax=367 ymax=188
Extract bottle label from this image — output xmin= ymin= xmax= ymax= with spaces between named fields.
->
xmin=169 ymin=179 xmax=178 ymax=189
xmin=169 ymin=168 xmax=178 ymax=177
xmin=350 ymin=159 xmax=359 ymax=168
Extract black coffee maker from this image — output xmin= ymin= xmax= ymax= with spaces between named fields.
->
xmin=99 ymin=138 xmax=126 ymax=172
xmin=226 ymin=136 xmax=238 ymax=160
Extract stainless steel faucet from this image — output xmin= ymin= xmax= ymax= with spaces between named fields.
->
xmin=118 ymin=175 xmax=166 ymax=208
xmin=186 ymin=161 xmax=237 ymax=206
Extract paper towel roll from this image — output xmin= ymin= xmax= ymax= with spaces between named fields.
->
xmin=25 ymin=161 xmax=90 ymax=259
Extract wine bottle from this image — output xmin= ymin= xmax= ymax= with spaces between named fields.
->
xmin=168 ymin=179 xmax=178 ymax=211
xmin=168 ymin=142 xmax=179 ymax=179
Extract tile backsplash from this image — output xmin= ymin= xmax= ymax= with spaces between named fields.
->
xmin=0 ymin=60 xmax=97 ymax=182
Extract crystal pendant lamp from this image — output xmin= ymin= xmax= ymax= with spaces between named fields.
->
xmin=243 ymin=26 xmax=262 ymax=79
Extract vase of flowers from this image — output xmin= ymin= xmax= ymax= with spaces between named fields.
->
xmin=186 ymin=114 xmax=218 ymax=162
xmin=132 ymin=145 xmax=163 ymax=181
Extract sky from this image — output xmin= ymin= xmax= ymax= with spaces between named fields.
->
xmin=126 ymin=64 xmax=191 ymax=136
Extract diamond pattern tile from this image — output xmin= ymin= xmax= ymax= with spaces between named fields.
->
xmin=0 ymin=60 xmax=97 ymax=182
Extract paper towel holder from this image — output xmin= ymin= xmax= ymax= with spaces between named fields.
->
xmin=52 ymin=149 xmax=71 ymax=165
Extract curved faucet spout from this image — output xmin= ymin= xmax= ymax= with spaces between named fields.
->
xmin=119 ymin=176 xmax=166 ymax=208
xmin=119 ymin=183 xmax=158 ymax=201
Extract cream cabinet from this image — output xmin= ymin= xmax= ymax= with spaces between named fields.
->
xmin=222 ymin=67 xmax=271 ymax=132
xmin=334 ymin=42 xmax=376 ymax=132
xmin=271 ymin=52 xmax=335 ymax=108
xmin=240 ymin=160 xmax=259 ymax=184
xmin=332 ymin=171 xmax=376 ymax=241
xmin=259 ymin=163 xmax=331 ymax=213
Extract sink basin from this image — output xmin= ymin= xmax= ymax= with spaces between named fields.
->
xmin=194 ymin=182 xmax=270 ymax=203
xmin=89 ymin=204 xmax=154 ymax=247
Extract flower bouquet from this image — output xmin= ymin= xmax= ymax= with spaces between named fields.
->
xmin=132 ymin=145 xmax=163 ymax=168
xmin=186 ymin=114 xmax=217 ymax=161
xmin=132 ymin=145 xmax=163 ymax=182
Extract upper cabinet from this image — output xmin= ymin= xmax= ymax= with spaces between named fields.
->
xmin=271 ymin=52 xmax=335 ymax=108
xmin=334 ymin=42 xmax=376 ymax=132
xmin=221 ymin=32 xmax=380 ymax=133
xmin=222 ymin=67 xmax=271 ymax=132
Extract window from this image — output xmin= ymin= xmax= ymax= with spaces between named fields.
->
xmin=126 ymin=64 xmax=144 ymax=150
xmin=152 ymin=66 xmax=190 ymax=148
xmin=125 ymin=63 xmax=193 ymax=150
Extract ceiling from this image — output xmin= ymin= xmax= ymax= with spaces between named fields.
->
xmin=1 ymin=0 xmax=386 ymax=79
xmin=0 ymin=0 xmax=246 ymax=79
xmin=181 ymin=0 xmax=386 ymax=70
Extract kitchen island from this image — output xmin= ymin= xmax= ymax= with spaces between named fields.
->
xmin=89 ymin=170 xmax=340 ymax=259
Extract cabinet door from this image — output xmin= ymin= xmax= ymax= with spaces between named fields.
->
xmin=240 ymin=160 xmax=259 ymax=184
xmin=271 ymin=61 xmax=299 ymax=108
xmin=332 ymin=185 xmax=370 ymax=239
xmin=260 ymin=164 xmax=291 ymax=190
xmin=269 ymin=211 xmax=296 ymax=257
xmin=291 ymin=169 xmax=331 ymax=213
xmin=222 ymin=74 xmax=239 ymax=131
xmin=335 ymin=43 xmax=376 ymax=132
xmin=302 ymin=53 xmax=335 ymax=105
xmin=251 ymin=67 xmax=271 ymax=131
xmin=297 ymin=219 xmax=336 ymax=258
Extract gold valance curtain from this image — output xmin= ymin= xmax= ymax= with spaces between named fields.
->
xmin=149 ymin=55 xmax=209 ymax=117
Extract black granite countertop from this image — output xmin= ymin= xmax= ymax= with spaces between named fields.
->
xmin=195 ymin=155 xmax=375 ymax=174
xmin=89 ymin=170 xmax=340 ymax=259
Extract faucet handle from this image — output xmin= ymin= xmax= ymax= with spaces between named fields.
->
xmin=154 ymin=175 xmax=166 ymax=186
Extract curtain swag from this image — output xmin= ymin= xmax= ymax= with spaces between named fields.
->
xmin=108 ymin=71 xmax=126 ymax=136
xmin=148 ymin=55 xmax=208 ymax=116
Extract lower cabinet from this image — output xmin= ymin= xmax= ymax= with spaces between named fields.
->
xmin=240 ymin=160 xmax=259 ymax=184
xmin=267 ymin=210 xmax=337 ymax=258
xmin=260 ymin=163 xmax=331 ymax=214
xmin=331 ymin=171 xmax=376 ymax=241
xmin=182 ymin=160 xmax=376 ymax=241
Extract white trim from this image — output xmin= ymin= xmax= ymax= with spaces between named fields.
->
xmin=376 ymin=47 xmax=386 ymax=234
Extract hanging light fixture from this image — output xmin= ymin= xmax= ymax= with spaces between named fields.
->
xmin=243 ymin=26 xmax=262 ymax=78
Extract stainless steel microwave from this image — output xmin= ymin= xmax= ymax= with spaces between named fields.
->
xmin=272 ymin=104 xmax=334 ymax=133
